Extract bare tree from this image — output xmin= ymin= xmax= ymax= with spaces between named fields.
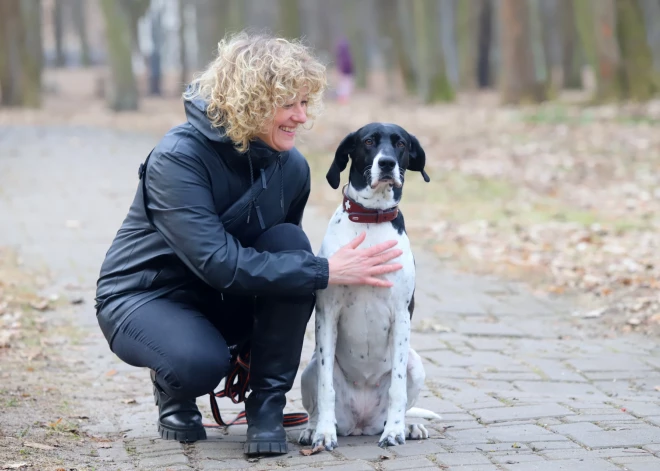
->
xmin=72 ymin=0 xmax=91 ymax=66
xmin=99 ymin=0 xmax=139 ymax=110
xmin=412 ymin=0 xmax=454 ymax=103
xmin=498 ymin=0 xmax=546 ymax=104
xmin=573 ymin=0 xmax=622 ymax=101
xmin=0 ymin=0 xmax=42 ymax=107
xmin=615 ymin=0 xmax=656 ymax=100
xmin=456 ymin=0 xmax=483 ymax=90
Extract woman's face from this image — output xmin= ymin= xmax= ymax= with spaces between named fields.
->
xmin=256 ymin=93 xmax=309 ymax=152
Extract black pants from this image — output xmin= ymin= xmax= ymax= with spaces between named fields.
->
xmin=110 ymin=223 xmax=315 ymax=401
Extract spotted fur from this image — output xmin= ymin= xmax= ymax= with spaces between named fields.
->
xmin=299 ymin=123 xmax=438 ymax=450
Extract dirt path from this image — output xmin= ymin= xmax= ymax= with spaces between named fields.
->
xmin=1 ymin=125 xmax=660 ymax=471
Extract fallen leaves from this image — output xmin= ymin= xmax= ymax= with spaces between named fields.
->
xmin=299 ymin=445 xmax=325 ymax=456
xmin=23 ymin=441 xmax=54 ymax=451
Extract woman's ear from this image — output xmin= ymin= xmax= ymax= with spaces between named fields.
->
xmin=326 ymin=132 xmax=356 ymax=189
xmin=408 ymin=134 xmax=430 ymax=182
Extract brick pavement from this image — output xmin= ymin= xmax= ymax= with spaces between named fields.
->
xmin=2 ymin=125 xmax=660 ymax=470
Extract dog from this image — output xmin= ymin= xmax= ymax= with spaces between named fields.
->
xmin=298 ymin=122 xmax=438 ymax=450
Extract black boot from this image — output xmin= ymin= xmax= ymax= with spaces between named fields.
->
xmin=243 ymin=294 xmax=314 ymax=456
xmin=151 ymin=370 xmax=207 ymax=443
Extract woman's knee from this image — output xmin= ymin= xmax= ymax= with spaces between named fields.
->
xmin=253 ymin=223 xmax=312 ymax=253
xmin=161 ymin=347 xmax=232 ymax=400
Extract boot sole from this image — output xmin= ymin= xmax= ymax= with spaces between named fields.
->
xmin=244 ymin=441 xmax=288 ymax=456
xmin=158 ymin=422 xmax=207 ymax=443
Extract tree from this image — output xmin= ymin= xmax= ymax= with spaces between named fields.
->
xmin=99 ymin=0 xmax=139 ymax=110
xmin=616 ymin=0 xmax=657 ymax=101
xmin=412 ymin=0 xmax=454 ymax=103
xmin=72 ymin=0 xmax=91 ymax=66
xmin=573 ymin=0 xmax=621 ymax=101
xmin=0 ymin=0 xmax=43 ymax=107
xmin=278 ymin=0 xmax=301 ymax=39
xmin=498 ymin=0 xmax=546 ymax=104
xmin=456 ymin=0 xmax=483 ymax=90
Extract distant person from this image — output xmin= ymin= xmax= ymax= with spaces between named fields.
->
xmin=335 ymin=38 xmax=354 ymax=104
xmin=94 ymin=31 xmax=402 ymax=456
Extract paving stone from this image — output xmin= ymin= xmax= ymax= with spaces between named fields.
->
xmin=522 ymin=359 xmax=586 ymax=382
xmin=542 ymin=448 xmax=652 ymax=460
xmin=138 ymin=453 xmax=190 ymax=470
xmin=380 ymin=457 xmax=438 ymax=470
xmin=472 ymin=404 xmax=574 ymax=424
xmin=480 ymin=372 xmax=544 ymax=381
xmin=435 ymin=452 xmax=492 ymax=466
xmin=512 ymin=381 xmax=607 ymax=399
xmin=550 ymin=422 xmax=660 ymax=448
xmin=447 ymin=424 xmax=568 ymax=443
xmin=527 ymin=441 xmax=582 ymax=451
xmin=445 ymin=466 xmax=500 ymax=471
xmin=615 ymin=401 xmax=660 ymax=417
xmin=464 ymin=338 xmax=512 ymax=351
xmin=610 ymin=455 xmax=660 ymax=471
xmin=567 ymin=356 xmax=655 ymax=373
xmin=336 ymin=445 xmax=395 ymax=461
xmin=391 ymin=441 xmax=446 ymax=457
xmin=455 ymin=322 xmax=526 ymax=338
xmin=312 ymin=461 xmax=375 ymax=471
xmin=501 ymin=458 xmax=620 ymax=470
xmin=489 ymin=452 xmax=546 ymax=464
xmin=562 ymin=414 xmax=640 ymax=423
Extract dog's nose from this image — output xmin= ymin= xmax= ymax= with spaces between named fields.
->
xmin=378 ymin=158 xmax=396 ymax=171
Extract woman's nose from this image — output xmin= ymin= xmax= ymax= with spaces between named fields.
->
xmin=292 ymin=104 xmax=307 ymax=123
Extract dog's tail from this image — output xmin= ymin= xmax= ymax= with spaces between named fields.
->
xmin=405 ymin=407 xmax=442 ymax=420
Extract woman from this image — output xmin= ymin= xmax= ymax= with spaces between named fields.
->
xmin=94 ymin=31 xmax=402 ymax=456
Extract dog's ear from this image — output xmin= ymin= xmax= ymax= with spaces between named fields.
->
xmin=408 ymin=134 xmax=430 ymax=182
xmin=326 ymin=131 xmax=355 ymax=189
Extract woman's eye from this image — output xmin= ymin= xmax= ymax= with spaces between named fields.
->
xmin=301 ymin=100 xmax=308 ymax=107
xmin=364 ymin=139 xmax=374 ymax=146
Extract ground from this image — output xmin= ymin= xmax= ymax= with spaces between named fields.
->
xmin=1 ymin=69 xmax=660 ymax=470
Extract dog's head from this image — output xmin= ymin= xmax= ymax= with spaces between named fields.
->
xmin=326 ymin=123 xmax=430 ymax=207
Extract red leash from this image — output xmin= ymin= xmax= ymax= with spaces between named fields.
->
xmin=205 ymin=350 xmax=309 ymax=428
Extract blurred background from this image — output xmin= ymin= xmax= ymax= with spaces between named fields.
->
xmin=2 ymin=0 xmax=660 ymax=336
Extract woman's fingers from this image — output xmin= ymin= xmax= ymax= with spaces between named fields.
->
xmin=346 ymin=231 xmax=367 ymax=249
xmin=367 ymin=263 xmax=403 ymax=276
xmin=364 ymin=277 xmax=395 ymax=288
xmin=370 ymin=249 xmax=403 ymax=266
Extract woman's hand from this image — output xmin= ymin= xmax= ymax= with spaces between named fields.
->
xmin=327 ymin=232 xmax=403 ymax=288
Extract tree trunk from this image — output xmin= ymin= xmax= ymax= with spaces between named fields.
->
xmin=439 ymin=0 xmax=460 ymax=87
xmin=639 ymin=0 xmax=660 ymax=77
xmin=615 ymin=0 xmax=656 ymax=100
xmin=178 ymin=0 xmax=188 ymax=89
xmin=0 ymin=0 xmax=42 ymax=107
xmin=279 ymin=0 xmax=301 ymax=39
xmin=477 ymin=0 xmax=494 ymax=88
xmin=342 ymin=0 xmax=368 ymax=89
xmin=195 ymin=0 xmax=229 ymax=68
xmin=498 ymin=0 xmax=546 ymax=104
xmin=20 ymin=0 xmax=42 ymax=107
xmin=149 ymin=4 xmax=163 ymax=96
xmin=395 ymin=0 xmax=418 ymax=94
xmin=72 ymin=0 xmax=91 ymax=66
xmin=52 ymin=0 xmax=65 ymax=67
xmin=99 ymin=0 xmax=139 ymax=110
xmin=574 ymin=0 xmax=622 ymax=102
xmin=559 ymin=0 xmax=583 ymax=89
xmin=456 ymin=0 xmax=482 ymax=89
xmin=412 ymin=0 xmax=454 ymax=103
xmin=538 ymin=0 xmax=563 ymax=96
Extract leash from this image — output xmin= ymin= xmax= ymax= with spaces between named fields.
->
xmin=204 ymin=349 xmax=309 ymax=428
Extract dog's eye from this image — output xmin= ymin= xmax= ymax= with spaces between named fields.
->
xmin=397 ymin=141 xmax=405 ymax=148
xmin=364 ymin=138 xmax=374 ymax=146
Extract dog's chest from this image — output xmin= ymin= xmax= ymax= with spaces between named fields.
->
xmin=318 ymin=207 xmax=416 ymax=383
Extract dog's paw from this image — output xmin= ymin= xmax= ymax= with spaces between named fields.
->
xmin=378 ymin=424 xmax=406 ymax=448
xmin=312 ymin=421 xmax=338 ymax=451
xmin=298 ymin=428 xmax=314 ymax=446
xmin=406 ymin=423 xmax=429 ymax=440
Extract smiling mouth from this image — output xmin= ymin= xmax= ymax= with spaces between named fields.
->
xmin=280 ymin=126 xmax=296 ymax=134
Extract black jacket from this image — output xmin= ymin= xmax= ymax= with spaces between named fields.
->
xmin=95 ymin=96 xmax=329 ymax=345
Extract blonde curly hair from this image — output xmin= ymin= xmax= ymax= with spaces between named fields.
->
xmin=183 ymin=30 xmax=327 ymax=153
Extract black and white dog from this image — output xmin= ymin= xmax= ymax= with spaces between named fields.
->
xmin=299 ymin=123 xmax=439 ymax=450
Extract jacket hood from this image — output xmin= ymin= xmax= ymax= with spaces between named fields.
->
xmin=183 ymin=89 xmax=282 ymax=167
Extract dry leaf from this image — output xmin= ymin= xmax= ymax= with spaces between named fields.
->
xmin=299 ymin=445 xmax=325 ymax=456
xmin=2 ymin=464 xmax=30 ymax=470
xmin=105 ymin=369 xmax=117 ymax=377
xmin=97 ymin=443 xmax=112 ymax=449
xmin=654 ymin=385 xmax=660 ymax=392
xmin=122 ymin=398 xmax=136 ymax=404
xmin=28 ymin=299 xmax=49 ymax=311
xmin=23 ymin=441 xmax=54 ymax=451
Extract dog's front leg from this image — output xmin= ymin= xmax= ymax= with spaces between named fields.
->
xmin=312 ymin=301 xmax=340 ymax=450
xmin=378 ymin=306 xmax=410 ymax=448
